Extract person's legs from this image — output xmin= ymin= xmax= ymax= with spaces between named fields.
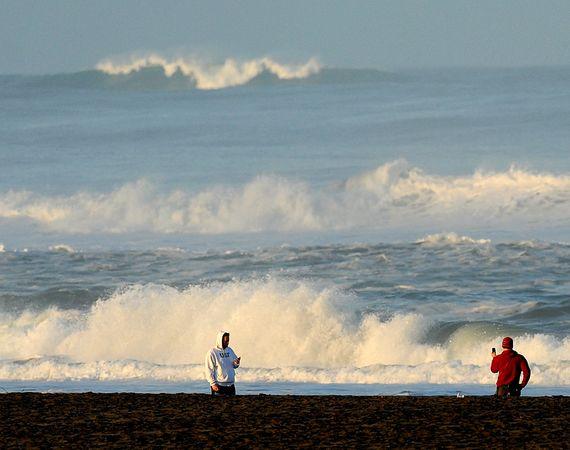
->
xmin=212 ymin=385 xmax=236 ymax=396
xmin=508 ymin=383 xmax=521 ymax=397
xmin=496 ymin=385 xmax=509 ymax=398
xmin=496 ymin=384 xmax=520 ymax=398
xmin=219 ymin=385 xmax=235 ymax=396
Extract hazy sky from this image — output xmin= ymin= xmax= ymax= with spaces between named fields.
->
xmin=2 ymin=0 xmax=570 ymax=74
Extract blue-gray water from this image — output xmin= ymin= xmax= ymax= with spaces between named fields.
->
xmin=0 ymin=61 xmax=568 ymax=394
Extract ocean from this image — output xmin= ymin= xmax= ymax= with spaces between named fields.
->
xmin=0 ymin=57 xmax=569 ymax=395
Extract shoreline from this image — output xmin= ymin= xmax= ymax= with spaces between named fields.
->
xmin=1 ymin=393 xmax=568 ymax=448
xmin=1 ymin=380 xmax=567 ymax=397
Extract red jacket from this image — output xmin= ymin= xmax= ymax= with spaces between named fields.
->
xmin=491 ymin=349 xmax=531 ymax=388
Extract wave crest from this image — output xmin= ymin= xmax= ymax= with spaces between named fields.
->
xmin=0 ymin=279 xmax=567 ymax=385
xmin=1 ymin=161 xmax=569 ymax=235
xmin=417 ymin=233 xmax=491 ymax=246
xmin=95 ymin=55 xmax=321 ymax=90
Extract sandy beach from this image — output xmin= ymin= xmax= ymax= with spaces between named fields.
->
xmin=1 ymin=393 xmax=567 ymax=448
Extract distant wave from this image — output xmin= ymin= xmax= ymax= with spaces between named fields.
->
xmin=96 ymin=55 xmax=321 ymax=90
xmin=1 ymin=161 xmax=569 ymax=235
xmin=9 ymin=55 xmax=401 ymax=91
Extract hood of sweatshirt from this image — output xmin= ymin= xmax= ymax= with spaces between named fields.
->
xmin=216 ymin=330 xmax=229 ymax=349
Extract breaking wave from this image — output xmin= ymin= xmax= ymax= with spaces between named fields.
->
xmin=417 ymin=233 xmax=491 ymax=246
xmin=96 ymin=55 xmax=321 ymax=90
xmin=48 ymin=244 xmax=76 ymax=254
xmin=0 ymin=279 xmax=567 ymax=385
xmin=12 ymin=54 xmax=402 ymax=91
xmin=1 ymin=161 xmax=569 ymax=235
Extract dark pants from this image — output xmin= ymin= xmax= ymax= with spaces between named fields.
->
xmin=211 ymin=384 xmax=236 ymax=396
xmin=496 ymin=383 xmax=521 ymax=398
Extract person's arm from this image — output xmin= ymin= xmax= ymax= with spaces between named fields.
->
xmin=490 ymin=353 xmax=500 ymax=373
xmin=519 ymin=356 xmax=531 ymax=389
xmin=205 ymin=351 xmax=218 ymax=386
xmin=230 ymin=349 xmax=240 ymax=368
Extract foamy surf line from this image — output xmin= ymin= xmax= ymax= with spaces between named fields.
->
xmin=1 ymin=359 xmax=568 ymax=387
xmin=1 ymin=161 xmax=569 ymax=235
xmin=1 ymin=381 xmax=566 ymax=396
xmin=0 ymin=280 xmax=568 ymax=386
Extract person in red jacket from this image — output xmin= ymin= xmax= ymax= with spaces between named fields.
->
xmin=491 ymin=336 xmax=531 ymax=398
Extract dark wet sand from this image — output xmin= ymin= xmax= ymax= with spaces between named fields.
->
xmin=0 ymin=393 xmax=568 ymax=448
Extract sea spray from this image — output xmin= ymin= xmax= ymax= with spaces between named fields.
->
xmin=1 ymin=161 xmax=569 ymax=235
xmin=0 ymin=279 xmax=568 ymax=385
xmin=2 ymin=63 xmax=569 ymax=396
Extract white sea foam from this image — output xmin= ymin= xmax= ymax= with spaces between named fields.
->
xmin=1 ymin=161 xmax=569 ymax=236
xmin=416 ymin=233 xmax=491 ymax=246
xmin=48 ymin=244 xmax=76 ymax=253
xmin=0 ymin=280 xmax=568 ymax=385
xmin=0 ymin=358 xmax=567 ymax=386
xmin=95 ymin=55 xmax=321 ymax=90
xmin=0 ymin=243 xmax=4 ymax=253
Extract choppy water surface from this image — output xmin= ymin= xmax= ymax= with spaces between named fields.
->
xmin=0 ymin=237 xmax=568 ymax=391
xmin=1 ymin=59 xmax=569 ymax=393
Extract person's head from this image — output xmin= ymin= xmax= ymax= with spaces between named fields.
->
xmin=216 ymin=330 xmax=230 ymax=349
xmin=222 ymin=332 xmax=230 ymax=349
xmin=502 ymin=336 xmax=513 ymax=350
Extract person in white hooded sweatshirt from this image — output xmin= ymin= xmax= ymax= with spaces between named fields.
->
xmin=205 ymin=331 xmax=241 ymax=396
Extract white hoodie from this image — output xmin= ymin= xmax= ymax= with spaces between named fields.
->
xmin=205 ymin=330 xmax=240 ymax=386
